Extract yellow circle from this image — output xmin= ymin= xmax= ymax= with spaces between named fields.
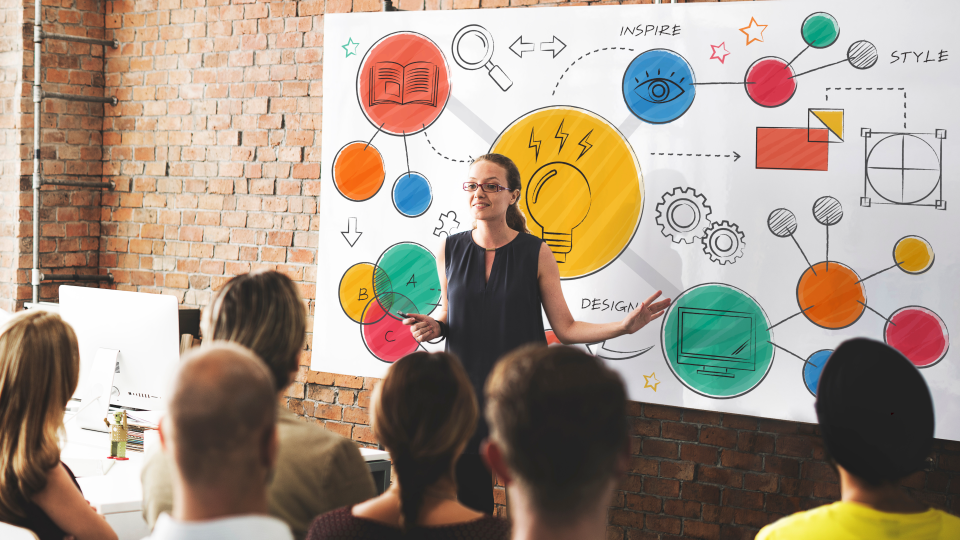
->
xmin=894 ymin=236 xmax=934 ymax=274
xmin=339 ymin=263 xmax=377 ymax=323
xmin=491 ymin=107 xmax=643 ymax=279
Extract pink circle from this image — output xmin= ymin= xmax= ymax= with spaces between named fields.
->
xmin=361 ymin=296 xmax=419 ymax=363
xmin=884 ymin=306 xmax=949 ymax=368
xmin=357 ymin=32 xmax=451 ymax=136
xmin=744 ymin=57 xmax=797 ymax=108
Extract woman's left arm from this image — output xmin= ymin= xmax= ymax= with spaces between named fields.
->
xmin=538 ymin=243 xmax=671 ymax=345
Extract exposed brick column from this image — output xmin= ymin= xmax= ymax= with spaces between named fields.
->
xmin=0 ymin=0 xmax=24 ymax=311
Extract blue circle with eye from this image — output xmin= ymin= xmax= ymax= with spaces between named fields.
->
xmin=622 ymin=49 xmax=696 ymax=124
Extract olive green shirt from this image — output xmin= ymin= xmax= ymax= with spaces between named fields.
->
xmin=141 ymin=407 xmax=377 ymax=540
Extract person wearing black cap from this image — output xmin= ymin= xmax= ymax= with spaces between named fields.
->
xmin=757 ymin=338 xmax=960 ymax=539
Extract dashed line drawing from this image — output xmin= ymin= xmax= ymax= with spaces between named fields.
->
xmin=553 ymin=47 xmax=636 ymax=96
xmin=423 ymin=130 xmax=474 ymax=163
xmin=650 ymin=152 xmax=741 ymax=160
xmin=826 ymin=87 xmax=907 ymax=128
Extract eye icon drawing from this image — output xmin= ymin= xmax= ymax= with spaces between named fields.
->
xmin=634 ymin=76 xmax=686 ymax=104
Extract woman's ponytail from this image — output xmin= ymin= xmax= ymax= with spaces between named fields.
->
xmin=372 ymin=352 xmax=478 ymax=535
xmin=392 ymin=450 xmax=450 ymax=534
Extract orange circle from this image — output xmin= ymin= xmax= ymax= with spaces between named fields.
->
xmin=797 ymin=262 xmax=866 ymax=329
xmin=333 ymin=142 xmax=385 ymax=201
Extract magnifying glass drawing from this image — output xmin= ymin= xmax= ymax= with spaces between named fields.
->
xmin=451 ymin=25 xmax=513 ymax=92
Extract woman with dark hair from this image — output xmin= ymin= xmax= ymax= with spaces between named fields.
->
xmin=402 ymin=154 xmax=671 ymax=512
xmin=307 ymin=351 xmax=509 ymax=540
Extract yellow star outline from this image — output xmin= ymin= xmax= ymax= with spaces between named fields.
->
xmin=739 ymin=17 xmax=767 ymax=46
xmin=643 ymin=372 xmax=660 ymax=392
xmin=342 ymin=37 xmax=360 ymax=58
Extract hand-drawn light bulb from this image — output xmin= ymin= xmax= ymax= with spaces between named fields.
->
xmin=526 ymin=162 xmax=592 ymax=263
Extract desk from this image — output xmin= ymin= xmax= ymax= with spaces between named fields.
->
xmin=62 ymin=426 xmax=392 ymax=540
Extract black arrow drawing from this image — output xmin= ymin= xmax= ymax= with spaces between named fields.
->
xmin=510 ymin=36 xmax=535 ymax=58
xmin=341 ymin=217 xmax=362 ymax=247
xmin=650 ymin=151 xmax=741 ymax=162
xmin=540 ymin=36 xmax=566 ymax=58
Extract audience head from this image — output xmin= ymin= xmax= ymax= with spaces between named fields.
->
xmin=372 ymin=352 xmax=477 ymax=531
xmin=0 ymin=311 xmax=80 ymax=521
xmin=816 ymin=338 xmax=934 ymax=485
xmin=164 ymin=343 xmax=278 ymax=493
xmin=485 ymin=345 xmax=628 ymax=523
xmin=470 ymin=153 xmax=529 ymax=234
xmin=201 ymin=270 xmax=306 ymax=393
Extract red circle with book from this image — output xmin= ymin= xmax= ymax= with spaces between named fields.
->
xmin=357 ymin=32 xmax=451 ymax=136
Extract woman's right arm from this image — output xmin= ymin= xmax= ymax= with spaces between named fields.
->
xmin=403 ymin=240 xmax=447 ymax=341
xmin=31 ymin=463 xmax=118 ymax=540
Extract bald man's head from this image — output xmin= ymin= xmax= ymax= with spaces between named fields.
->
xmin=166 ymin=343 xmax=277 ymax=487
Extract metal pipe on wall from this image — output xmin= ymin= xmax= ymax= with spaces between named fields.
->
xmin=32 ymin=0 xmax=41 ymax=304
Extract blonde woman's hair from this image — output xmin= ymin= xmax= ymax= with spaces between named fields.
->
xmin=201 ymin=270 xmax=307 ymax=393
xmin=0 ymin=311 xmax=80 ymax=523
xmin=372 ymin=352 xmax=477 ymax=533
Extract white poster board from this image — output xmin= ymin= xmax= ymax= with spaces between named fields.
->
xmin=315 ymin=0 xmax=960 ymax=441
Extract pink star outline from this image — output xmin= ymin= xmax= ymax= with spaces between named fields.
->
xmin=710 ymin=42 xmax=730 ymax=64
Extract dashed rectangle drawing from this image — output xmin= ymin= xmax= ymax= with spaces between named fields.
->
xmin=756 ymin=127 xmax=829 ymax=171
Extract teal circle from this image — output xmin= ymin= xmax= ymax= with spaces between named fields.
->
xmin=801 ymin=12 xmax=839 ymax=49
xmin=375 ymin=242 xmax=440 ymax=316
xmin=661 ymin=283 xmax=774 ymax=398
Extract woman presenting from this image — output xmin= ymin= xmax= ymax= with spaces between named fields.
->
xmin=403 ymin=153 xmax=671 ymax=513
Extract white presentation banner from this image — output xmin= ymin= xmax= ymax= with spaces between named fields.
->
xmin=315 ymin=0 xmax=960 ymax=440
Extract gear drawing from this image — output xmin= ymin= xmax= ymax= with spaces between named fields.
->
xmin=701 ymin=220 xmax=746 ymax=265
xmin=655 ymin=187 xmax=712 ymax=244
xmin=433 ymin=210 xmax=461 ymax=237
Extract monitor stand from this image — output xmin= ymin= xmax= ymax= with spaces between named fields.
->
xmin=77 ymin=348 xmax=119 ymax=433
xmin=697 ymin=366 xmax=735 ymax=378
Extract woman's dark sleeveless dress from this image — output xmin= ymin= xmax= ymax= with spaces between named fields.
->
xmin=444 ymin=231 xmax=547 ymax=512
xmin=3 ymin=462 xmax=82 ymax=540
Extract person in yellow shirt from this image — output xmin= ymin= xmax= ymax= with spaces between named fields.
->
xmin=757 ymin=338 xmax=960 ymax=540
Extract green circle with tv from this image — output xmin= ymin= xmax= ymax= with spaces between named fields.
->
xmin=661 ymin=283 xmax=775 ymax=398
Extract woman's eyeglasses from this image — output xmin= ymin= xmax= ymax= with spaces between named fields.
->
xmin=463 ymin=182 xmax=515 ymax=193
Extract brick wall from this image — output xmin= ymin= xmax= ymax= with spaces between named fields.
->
xmin=2 ymin=0 xmax=958 ymax=537
xmin=608 ymin=403 xmax=959 ymax=539
xmin=0 ymin=0 xmax=109 ymax=310
xmin=0 ymin=0 xmax=23 ymax=312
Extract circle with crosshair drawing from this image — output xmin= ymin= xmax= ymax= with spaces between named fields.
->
xmin=661 ymin=283 xmax=775 ymax=399
xmin=490 ymin=106 xmax=643 ymax=280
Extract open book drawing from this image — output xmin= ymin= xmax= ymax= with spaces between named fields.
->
xmin=368 ymin=61 xmax=439 ymax=107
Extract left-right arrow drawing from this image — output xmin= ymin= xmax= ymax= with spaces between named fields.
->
xmin=510 ymin=36 xmax=535 ymax=58
xmin=540 ymin=36 xmax=566 ymax=58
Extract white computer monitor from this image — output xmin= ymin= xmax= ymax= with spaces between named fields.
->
xmin=59 ymin=286 xmax=180 ymax=412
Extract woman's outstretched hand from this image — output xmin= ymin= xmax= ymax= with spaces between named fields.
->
xmin=620 ymin=290 xmax=672 ymax=335
xmin=402 ymin=313 xmax=441 ymax=343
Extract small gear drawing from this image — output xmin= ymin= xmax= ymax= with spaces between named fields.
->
xmin=701 ymin=220 xmax=746 ymax=265
xmin=655 ymin=187 xmax=712 ymax=244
